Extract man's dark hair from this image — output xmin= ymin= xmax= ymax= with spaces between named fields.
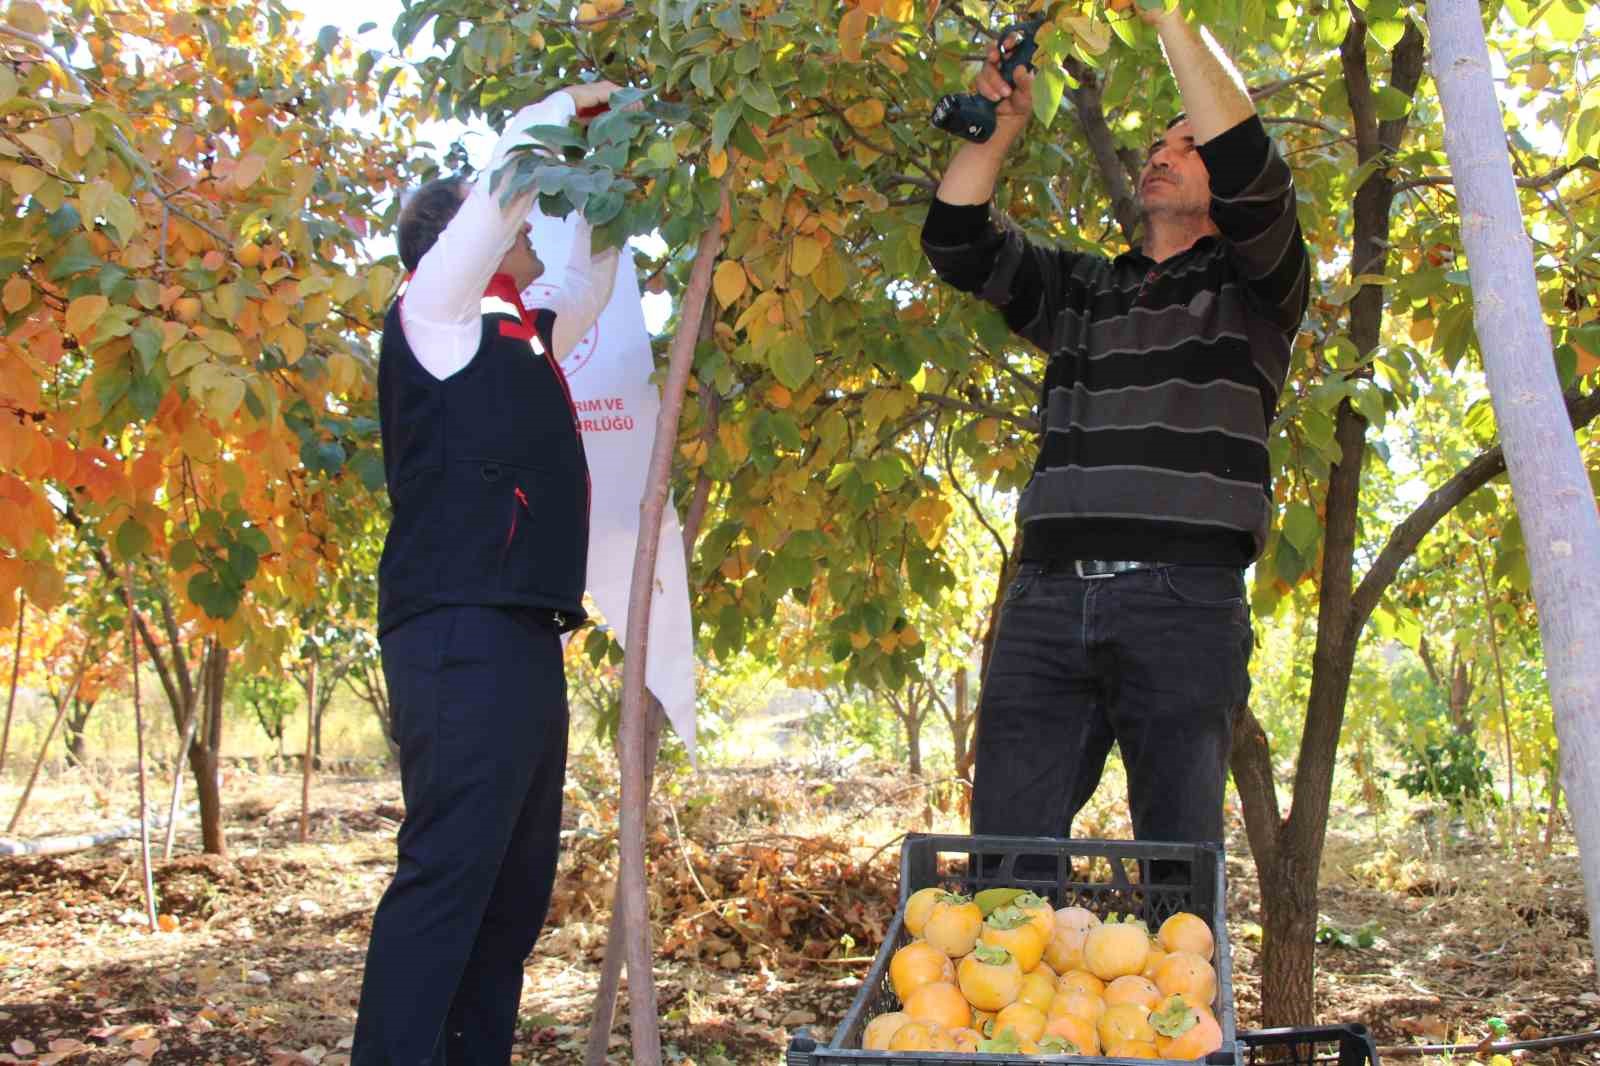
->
xmin=397 ymin=176 xmax=468 ymax=273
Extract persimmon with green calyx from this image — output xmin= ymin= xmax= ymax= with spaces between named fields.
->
xmin=977 ymin=1026 xmax=1040 ymax=1054
xmin=905 ymin=886 xmax=944 ymax=937
xmin=889 ymin=939 xmax=955 ymax=1001
xmin=1152 ymin=995 xmax=1224 ymax=1059
xmin=1014 ymin=891 xmax=1057 ymax=944
xmin=1158 ymin=911 xmax=1215 ymax=962
xmin=1085 ymin=914 xmax=1151 ymax=979
xmin=957 ymin=941 xmax=1024 ymax=1011
xmin=924 ymin=892 xmax=983 ymax=957
xmin=980 ymin=904 xmax=1048 ymax=972
xmin=1038 ymin=1034 xmax=1083 ymax=1055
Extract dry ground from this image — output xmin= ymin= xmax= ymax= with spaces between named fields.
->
xmin=0 ymin=759 xmax=1596 ymax=1065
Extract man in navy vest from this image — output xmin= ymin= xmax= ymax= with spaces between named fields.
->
xmin=353 ymin=80 xmax=622 ymax=1065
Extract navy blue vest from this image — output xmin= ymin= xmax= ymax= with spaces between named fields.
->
xmin=376 ymin=299 xmax=589 ymax=635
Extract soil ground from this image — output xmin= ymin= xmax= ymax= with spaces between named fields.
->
xmin=1 ymin=759 xmax=1596 ymax=1065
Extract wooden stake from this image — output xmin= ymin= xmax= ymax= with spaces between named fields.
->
xmin=602 ymin=199 xmax=725 ymax=1066
xmin=123 ymin=565 xmax=158 ymax=933
xmin=0 ymin=590 xmax=25 ymax=778
xmin=5 ymin=646 xmax=88 ymax=834
xmin=300 ymin=655 xmax=316 ymax=843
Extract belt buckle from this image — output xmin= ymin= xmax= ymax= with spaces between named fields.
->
xmin=1074 ymin=559 xmax=1119 ymax=580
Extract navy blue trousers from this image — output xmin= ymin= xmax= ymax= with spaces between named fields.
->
xmin=353 ymin=605 xmax=569 ymax=1066
xmin=971 ymin=564 xmax=1253 ymax=853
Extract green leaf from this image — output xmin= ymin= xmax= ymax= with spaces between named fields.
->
xmin=1281 ymin=502 xmax=1320 ymax=554
xmin=170 ymin=539 xmax=198 ymax=570
xmin=131 ymin=320 xmax=163 ymax=373
xmin=114 ymin=517 xmax=151 ymax=560
xmin=350 ymin=448 xmax=386 ymax=491
xmin=1373 ymin=85 xmax=1411 ymax=120
xmin=744 ymin=80 xmax=782 ymax=118
xmin=1032 ymin=65 xmax=1066 ymax=128
xmin=1368 ymin=17 xmax=1405 ymax=48
xmin=769 ymin=333 xmax=814 ymax=390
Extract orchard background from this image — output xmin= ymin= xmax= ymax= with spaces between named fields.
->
xmin=1 ymin=0 xmax=1599 ymax=1060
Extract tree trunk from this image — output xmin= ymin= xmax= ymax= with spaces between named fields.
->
xmin=1428 ymin=0 xmax=1600 ymax=977
xmin=189 ymin=640 xmax=228 ymax=856
xmin=952 ymin=667 xmax=971 ymax=779
xmin=609 ymin=198 xmax=723 ymax=1066
xmin=63 ymin=698 xmax=94 ymax=766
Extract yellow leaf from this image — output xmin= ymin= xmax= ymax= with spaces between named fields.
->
xmin=9 ymin=164 xmax=43 ymax=196
xmin=234 ymin=154 xmax=268 ymax=190
xmin=18 ymin=130 xmax=60 ymax=170
xmin=708 ymin=149 xmax=729 ymax=178
xmin=839 ymin=5 xmax=869 ymax=60
xmin=843 ymin=99 xmax=885 ymax=128
xmin=5 ymin=0 xmax=49 ymax=36
xmin=71 ymin=117 xmax=95 ymax=157
xmin=201 ymin=330 xmax=242 ymax=358
xmin=166 ymin=341 xmax=210 ymax=377
xmin=2 ymin=275 xmax=29 ymax=313
xmin=813 ymin=252 xmax=846 ymax=301
xmin=64 ymin=294 xmax=108 ymax=336
xmin=713 ymin=260 xmax=748 ymax=307
xmin=791 ymin=236 xmax=822 ymax=277
xmin=274 ymin=324 xmax=307 ymax=364
xmin=975 ymin=417 xmax=999 ymax=443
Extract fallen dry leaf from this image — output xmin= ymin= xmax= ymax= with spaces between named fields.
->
xmin=10 ymin=1042 xmax=35 ymax=1056
xmin=129 ymin=1039 xmax=160 ymax=1058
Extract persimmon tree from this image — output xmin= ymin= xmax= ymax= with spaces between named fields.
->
xmin=0 ymin=0 xmax=421 ymax=850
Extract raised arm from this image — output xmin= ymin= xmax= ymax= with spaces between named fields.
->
xmin=540 ymin=220 xmax=622 ymax=360
xmin=405 ymin=83 xmax=620 ymax=339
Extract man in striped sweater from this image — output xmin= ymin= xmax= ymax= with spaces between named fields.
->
xmin=923 ymin=4 xmax=1309 ymax=855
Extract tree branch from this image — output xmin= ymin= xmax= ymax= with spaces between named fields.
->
xmin=1348 ymin=388 xmax=1600 ymax=632
xmin=1392 ymin=155 xmax=1599 ymax=195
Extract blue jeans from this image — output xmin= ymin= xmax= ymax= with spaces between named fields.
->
xmin=970 ymin=563 xmax=1252 ymax=851
xmin=353 ymin=605 xmax=569 ymax=1066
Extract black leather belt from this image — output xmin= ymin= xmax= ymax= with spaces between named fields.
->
xmin=1069 ymin=559 xmax=1169 ymax=579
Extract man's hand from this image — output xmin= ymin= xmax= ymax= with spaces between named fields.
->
xmin=562 ymin=80 xmax=624 ymax=121
xmin=973 ymin=32 xmax=1036 ymax=135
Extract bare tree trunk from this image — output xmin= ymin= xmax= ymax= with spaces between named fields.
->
xmin=1429 ymin=0 xmax=1600 ymax=978
xmin=585 ymin=426 xmax=716 ymax=1066
xmin=188 ymin=641 xmax=228 ymax=857
xmin=0 ymin=591 xmax=26 ymax=778
xmin=609 ymin=200 xmax=724 ymax=1066
xmin=125 ymin=566 xmax=158 ymax=933
xmin=301 ymin=656 xmax=317 ymax=843
xmin=6 ymin=648 xmax=88 ymax=833
xmin=63 ymin=698 xmax=94 ymax=766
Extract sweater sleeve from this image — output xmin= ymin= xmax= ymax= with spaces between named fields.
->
xmin=922 ymin=197 xmax=1105 ymax=355
xmin=1197 ymin=115 xmax=1310 ymax=334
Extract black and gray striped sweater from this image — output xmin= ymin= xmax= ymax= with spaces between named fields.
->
xmin=922 ymin=115 xmax=1309 ymax=567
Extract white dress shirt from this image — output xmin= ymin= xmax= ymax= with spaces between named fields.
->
xmin=401 ymin=92 xmax=618 ymax=379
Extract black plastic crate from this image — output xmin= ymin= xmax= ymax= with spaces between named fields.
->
xmin=1239 ymin=1026 xmax=1379 ymax=1066
xmin=786 ymin=833 xmax=1238 ymax=1065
